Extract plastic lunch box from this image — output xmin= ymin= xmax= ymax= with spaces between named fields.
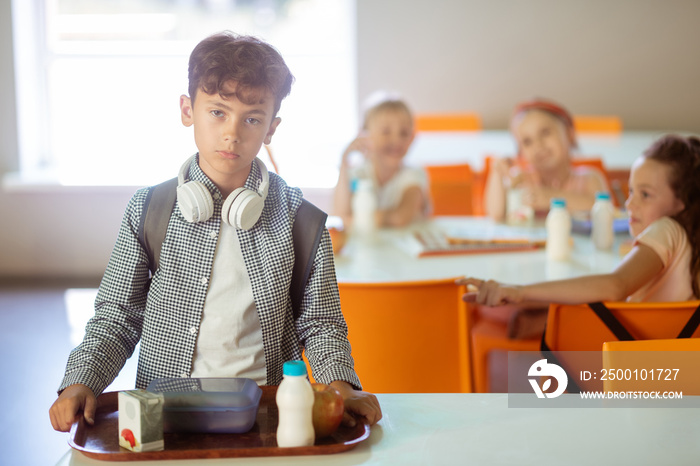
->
xmin=146 ymin=377 xmax=262 ymax=433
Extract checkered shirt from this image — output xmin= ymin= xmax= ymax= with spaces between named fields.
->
xmin=59 ymin=157 xmax=361 ymax=395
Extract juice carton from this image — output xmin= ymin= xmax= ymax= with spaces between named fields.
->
xmin=118 ymin=390 xmax=164 ymax=452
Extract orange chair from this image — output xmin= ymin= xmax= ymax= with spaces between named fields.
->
xmin=543 ymin=301 xmax=700 ymax=392
xmin=415 ymin=113 xmax=481 ymax=215
xmin=337 ymin=277 xmax=473 ymax=393
xmin=573 ymin=115 xmax=623 ymax=133
xmin=415 ymin=113 xmax=481 ymax=132
xmin=424 ymin=163 xmax=475 ymax=216
xmin=602 ymin=338 xmax=700 ymax=395
xmin=470 ymin=316 xmax=541 ymax=393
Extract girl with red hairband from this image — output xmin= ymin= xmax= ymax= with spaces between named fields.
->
xmin=484 ymin=99 xmax=608 ymax=221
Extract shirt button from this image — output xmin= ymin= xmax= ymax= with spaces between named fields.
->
xmin=180 ymin=372 xmax=188 ymax=378
xmin=189 ymin=326 xmax=197 ymax=335
xmin=213 ymin=192 xmax=221 ymax=200
xmin=200 ymin=277 xmax=208 ymax=285
xmin=209 ymin=230 xmax=218 ymax=239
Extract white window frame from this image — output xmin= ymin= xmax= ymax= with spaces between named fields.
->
xmin=11 ymin=0 xmax=357 ymax=189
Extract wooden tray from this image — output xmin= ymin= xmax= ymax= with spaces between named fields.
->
xmin=69 ymin=386 xmax=370 ymax=461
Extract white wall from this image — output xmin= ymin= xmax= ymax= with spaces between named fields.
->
xmin=357 ymin=0 xmax=700 ymax=132
xmin=2 ymin=0 xmax=700 ymax=280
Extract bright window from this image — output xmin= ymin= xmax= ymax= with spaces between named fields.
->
xmin=12 ymin=0 xmax=356 ymax=188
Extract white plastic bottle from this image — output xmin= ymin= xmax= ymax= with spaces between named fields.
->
xmin=351 ymin=178 xmax=377 ymax=236
xmin=546 ymin=198 xmax=572 ymax=261
xmin=591 ymin=191 xmax=615 ymax=251
xmin=276 ymin=360 xmax=315 ymax=447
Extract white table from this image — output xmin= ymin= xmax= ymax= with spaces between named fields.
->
xmin=57 ymin=393 xmax=700 ymax=466
xmin=334 ymin=216 xmax=628 ymax=284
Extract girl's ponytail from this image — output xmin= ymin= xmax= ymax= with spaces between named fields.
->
xmin=644 ymin=135 xmax=700 ymax=297
xmin=656 ymin=136 xmax=700 ymax=298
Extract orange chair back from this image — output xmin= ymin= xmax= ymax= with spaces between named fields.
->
xmin=602 ymin=338 xmax=700 ymax=395
xmin=543 ymin=301 xmax=700 ymax=391
xmin=415 ymin=113 xmax=481 ymax=132
xmin=424 ymin=163 xmax=475 ymax=216
xmin=338 ymin=277 xmax=472 ymax=393
xmin=573 ymin=115 xmax=623 ymax=133
xmin=545 ymin=301 xmax=700 ymax=351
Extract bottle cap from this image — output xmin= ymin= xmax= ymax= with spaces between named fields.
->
xmin=282 ymin=360 xmax=308 ymax=376
xmin=356 ymin=178 xmax=372 ymax=190
xmin=595 ymin=191 xmax=611 ymax=200
xmin=550 ymin=198 xmax=566 ymax=208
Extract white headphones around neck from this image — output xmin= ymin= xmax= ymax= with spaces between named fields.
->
xmin=176 ymin=155 xmax=269 ymax=230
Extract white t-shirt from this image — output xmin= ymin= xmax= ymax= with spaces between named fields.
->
xmin=190 ymin=222 xmax=267 ymax=383
xmin=352 ymin=163 xmax=430 ymax=214
xmin=628 ymin=216 xmax=696 ymax=302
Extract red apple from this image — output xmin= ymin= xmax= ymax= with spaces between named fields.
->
xmin=121 ymin=428 xmax=136 ymax=448
xmin=311 ymin=383 xmax=344 ymax=438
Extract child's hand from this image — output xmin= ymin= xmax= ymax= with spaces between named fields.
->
xmin=49 ymin=384 xmax=97 ymax=432
xmin=493 ymin=157 xmax=514 ymax=177
xmin=456 ymin=277 xmax=524 ymax=306
xmin=330 ymin=381 xmax=382 ymax=426
xmin=341 ymin=132 xmax=370 ymax=167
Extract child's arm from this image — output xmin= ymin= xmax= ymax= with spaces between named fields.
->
xmin=376 ymin=185 xmax=425 ymax=227
xmin=330 ymin=380 xmax=382 ymax=426
xmin=484 ymin=157 xmax=513 ymax=221
xmin=458 ymin=243 xmax=664 ymax=306
xmin=332 ymin=135 xmax=368 ymax=227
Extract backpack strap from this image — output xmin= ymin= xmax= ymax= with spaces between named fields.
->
xmin=588 ymin=301 xmax=635 ymax=341
xmin=541 ymin=301 xmax=700 ymax=393
xmin=137 ymin=180 xmax=327 ymax=321
xmin=290 ymin=199 xmax=328 ymax=320
xmin=137 ymin=177 xmax=178 ymax=275
xmin=677 ymin=303 xmax=700 ymax=338
xmin=540 ymin=301 xmax=634 ymax=394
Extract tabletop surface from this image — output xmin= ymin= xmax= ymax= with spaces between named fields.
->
xmin=57 ymin=392 xmax=700 ymax=466
xmin=334 ymin=216 xmax=628 ymax=284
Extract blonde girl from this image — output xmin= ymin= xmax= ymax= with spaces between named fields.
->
xmin=332 ymin=93 xmax=429 ymax=229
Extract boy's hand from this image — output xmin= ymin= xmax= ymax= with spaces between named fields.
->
xmin=456 ymin=277 xmax=524 ymax=307
xmin=330 ymin=381 xmax=382 ymax=426
xmin=49 ymin=384 xmax=96 ymax=432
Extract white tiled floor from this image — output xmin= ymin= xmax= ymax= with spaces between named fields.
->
xmin=0 ymin=283 xmax=137 ymax=466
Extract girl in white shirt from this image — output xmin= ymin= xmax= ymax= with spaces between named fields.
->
xmin=333 ymin=93 xmax=429 ymax=229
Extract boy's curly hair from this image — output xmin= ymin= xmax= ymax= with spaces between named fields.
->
xmin=188 ymin=31 xmax=294 ymax=116
xmin=644 ymin=135 xmax=700 ymax=297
